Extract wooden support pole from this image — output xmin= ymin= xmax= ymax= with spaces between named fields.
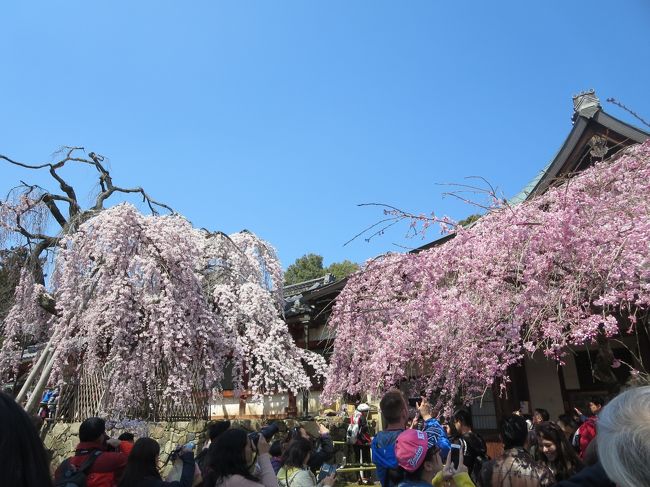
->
xmin=15 ymin=336 xmax=53 ymax=404
xmin=24 ymin=351 xmax=56 ymax=415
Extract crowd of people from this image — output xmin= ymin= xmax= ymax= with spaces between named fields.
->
xmin=1 ymin=386 xmax=648 ymax=487
xmin=370 ymin=388 xmax=650 ymax=487
xmin=373 ymin=386 xmax=650 ymax=487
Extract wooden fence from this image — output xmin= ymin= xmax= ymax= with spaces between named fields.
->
xmin=54 ymin=365 xmax=209 ymax=421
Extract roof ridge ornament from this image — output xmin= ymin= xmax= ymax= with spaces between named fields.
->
xmin=572 ymin=89 xmax=601 ymax=121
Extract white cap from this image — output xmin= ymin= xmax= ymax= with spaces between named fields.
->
xmin=357 ymin=403 xmax=370 ymax=412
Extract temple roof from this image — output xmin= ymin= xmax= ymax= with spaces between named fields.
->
xmin=510 ymin=90 xmax=649 ymax=204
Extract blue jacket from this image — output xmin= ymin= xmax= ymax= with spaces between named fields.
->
xmin=371 ymin=420 xmax=451 ymax=487
xmin=372 ymin=429 xmax=402 ymax=487
xmin=423 ymin=418 xmax=451 ymax=460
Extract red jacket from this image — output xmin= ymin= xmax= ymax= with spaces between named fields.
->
xmin=578 ymin=416 xmax=598 ymax=460
xmin=55 ymin=440 xmax=130 ymax=487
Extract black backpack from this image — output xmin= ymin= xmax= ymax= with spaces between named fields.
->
xmin=55 ymin=450 xmax=103 ymax=487
xmin=464 ymin=432 xmax=489 ymax=483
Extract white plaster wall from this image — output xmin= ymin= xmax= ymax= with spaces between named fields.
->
xmin=308 ymin=391 xmax=322 ymax=413
xmin=210 ymin=397 xmax=240 ymax=418
xmin=209 ymin=394 xmax=289 ymax=418
xmin=246 ymin=394 xmax=289 ymax=416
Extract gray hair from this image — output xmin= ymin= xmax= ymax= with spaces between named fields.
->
xmin=597 ymin=386 xmax=650 ymax=487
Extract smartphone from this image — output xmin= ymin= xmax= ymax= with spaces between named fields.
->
xmin=408 ymin=397 xmax=420 ymax=407
xmin=450 ymin=443 xmax=462 ymax=469
xmin=317 ymin=464 xmax=338 ymax=482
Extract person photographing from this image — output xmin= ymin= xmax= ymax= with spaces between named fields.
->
xmin=372 ymin=392 xmax=450 ymax=487
xmin=54 ymin=417 xmax=130 ymax=487
xmin=394 ymin=429 xmax=474 ymax=487
xmin=118 ymin=438 xmax=195 ymax=487
xmin=277 ymin=438 xmax=336 ymax=487
xmin=203 ymin=428 xmax=277 ymax=487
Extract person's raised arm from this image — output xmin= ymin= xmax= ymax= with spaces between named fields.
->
xmin=255 ymin=435 xmax=279 ymax=487
xmin=308 ymin=424 xmax=334 ymax=470
xmin=419 ymin=397 xmax=451 ymax=459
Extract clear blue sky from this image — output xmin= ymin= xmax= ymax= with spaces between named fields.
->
xmin=2 ymin=1 xmax=649 ymax=269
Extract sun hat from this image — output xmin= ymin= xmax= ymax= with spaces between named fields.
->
xmin=395 ymin=429 xmax=429 ymax=472
xmin=357 ymin=403 xmax=370 ymax=412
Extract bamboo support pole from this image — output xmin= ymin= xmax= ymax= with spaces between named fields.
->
xmin=24 ymin=351 xmax=56 ymax=415
xmin=15 ymin=336 xmax=53 ymax=404
xmin=324 ymin=466 xmax=377 ymax=473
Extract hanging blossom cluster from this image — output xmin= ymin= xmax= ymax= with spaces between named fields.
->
xmin=203 ymin=231 xmax=327 ymax=396
xmin=0 ymin=190 xmax=49 ymax=247
xmin=45 ymin=204 xmax=229 ymax=415
xmin=0 ymin=269 xmax=50 ymax=375
xmin=0 ymin=203 xmax=324 ymax=415
xmin=323 ymin=141 xmax=650 ymax=412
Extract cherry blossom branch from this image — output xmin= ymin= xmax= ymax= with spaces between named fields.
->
xmin=606 ymin=98 xmax=650 ymax=129
xmin=323 ymin=141 xmax=650 ymax=411
xmin=348 ymin=178 xmax=508 ymax=246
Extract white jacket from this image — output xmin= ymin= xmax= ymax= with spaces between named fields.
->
xmin=277 ymin=466 xmax=321 ymax=487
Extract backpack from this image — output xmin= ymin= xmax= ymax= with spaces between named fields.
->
xmin=346 ymin=411 xmax=361 ymax=445
xmin=571 ymin=430 xmax=581 ymax=452
xmin=55 ymin=450 xmax=102 ymax=487
xmin=371 ymin=438 xmax=401 ymax=487
xmin=471 ymin=450 xmax=488 ymax=483
xmin=371 ymin=441 xmax=398 ymax=469
xmin=462 ymin=432 xmax=488 ymax=483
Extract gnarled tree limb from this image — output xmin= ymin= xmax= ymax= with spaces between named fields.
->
xmin=1 ymin=146 xmax=174 ymax=310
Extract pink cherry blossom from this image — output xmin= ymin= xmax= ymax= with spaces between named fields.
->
xmin=323 ymin=141 xmax=650 ymax=413
xmin=1 ymin=203 xmax=325 ymax=416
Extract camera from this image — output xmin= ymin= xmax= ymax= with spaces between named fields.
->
xmin=408 ymin=397 xmax=420 ymax=407
xmin=169 ymin=441 xmax=195 ymax=461
xmin=249 ymin=423 xmax=280 ymax=446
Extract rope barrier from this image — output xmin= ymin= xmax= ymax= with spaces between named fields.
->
xmin=331 ymin=466 xmax=377 ymax=473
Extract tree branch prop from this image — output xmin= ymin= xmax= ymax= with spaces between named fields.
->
xmin=1 ymin=149 xmax=325 ymax=416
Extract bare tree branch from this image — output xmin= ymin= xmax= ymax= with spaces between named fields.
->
xmin=347 ymin=177 xmax=510 ymax=246
xmin=441 ymin=191 xmax=495 ymax=211
xmin=86 ymin=152 xmax=175 ymax=215
xmin=1 ymin=147 xmax=175 ymax=308
xmin=1 ymin=147 xmax=85 ymax=219
xmin=0 ymin=154 xmax=53 ymax=170
xmin=606 ymin=98 xmax=650 ymax=129
xmin=347 ymin=203 xmax=450 ymax=245
xmin=39 ymin=194 xmax=69 ymax=228
xmin=95 ymin=185 xmax=175 ymax=215
xmin=343 ymin=215 xmax=400 ymax=247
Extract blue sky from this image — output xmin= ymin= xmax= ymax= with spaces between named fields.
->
xmin=2 ymin=1 xmax=649 ymax=269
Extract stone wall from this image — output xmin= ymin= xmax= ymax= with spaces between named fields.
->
xmin=43 ymin=420 xmax=209 ymax=473
xmin=41 ymin=415 xmax=366 ymax=473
